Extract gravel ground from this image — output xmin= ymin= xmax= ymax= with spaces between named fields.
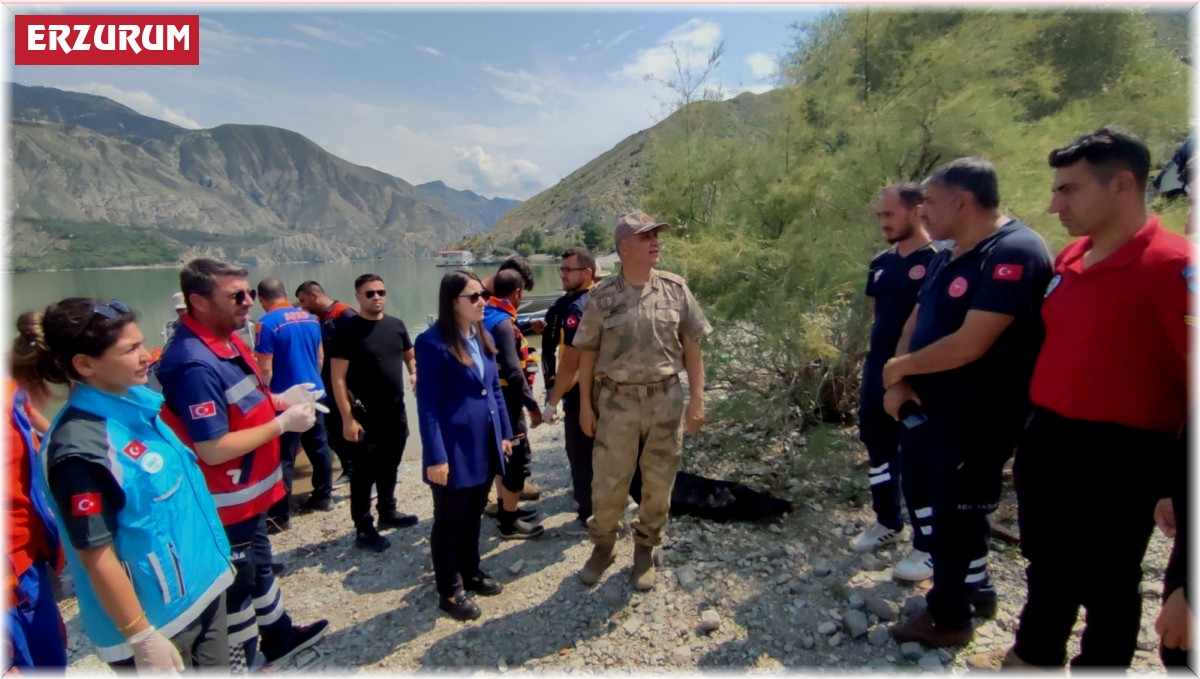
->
xmin=61 ymin=384 xmax=1173 ymax=674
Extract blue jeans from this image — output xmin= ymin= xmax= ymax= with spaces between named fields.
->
xmin=7 ymin=560 xmax=67 ymax=672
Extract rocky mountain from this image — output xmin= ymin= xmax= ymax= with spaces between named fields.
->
xmin=416 ymin=181 xmax=520 ymax=233
xmin=7 ymin=83 xmax=520 ymax=271
xmin=478 ymin=89 xmax=786 ymax=250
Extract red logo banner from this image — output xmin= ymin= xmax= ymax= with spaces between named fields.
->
xmin=15 ymin=15 xmax=199 ymax=66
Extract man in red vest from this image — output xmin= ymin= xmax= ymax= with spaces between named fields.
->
xmin=158 ymin=258 xmax=328 ymax=669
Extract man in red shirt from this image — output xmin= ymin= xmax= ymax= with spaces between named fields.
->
xmin=1006 ymin=127 xmax=1190 ymax=669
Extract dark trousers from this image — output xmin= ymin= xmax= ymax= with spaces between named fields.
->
xmin=1161 ymin=645 xmax=1192 ymax=673
xmin=858 ymin=386 xmax=908 ymax=535
xmin=1013 ymin=409 xmax=1171 ymax=668
xmin=899 ymin=404 xmax=1013 ymax=630
xmin=430 ymin=482 xmax=491 ymax=598
xmin=349 ymin=407 xmax=408 ymax=533
xmin=270 ymin=409 xmax=335 ymax=521
xmin=563 ymin=387 xmax=594 ymax=521
xmin=321 ymin=373 xmax=353 ymax=477
xmin=109 ymin=593 xmax=229 ymax=670
xmin=224 ymin=515 xmax=294 ymax=666
xmin=500 ymin=385 xmax=532 ymax=494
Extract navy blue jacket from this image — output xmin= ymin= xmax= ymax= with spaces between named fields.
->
xmin=415 ymin=326 xmax=512 ymax=489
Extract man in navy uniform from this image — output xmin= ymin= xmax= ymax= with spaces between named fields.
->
xmin=882 ymin=158 xmax=1053 ymax=647
xmin=851 ymin=182 xmax=939 ymax=584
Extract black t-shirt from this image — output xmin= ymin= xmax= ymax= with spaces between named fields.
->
xmin=329 ymin=313 xmax=413 ymax=414
xmin=864 ymin=243 xmax=939 ymax=376
xmin=908 ymin=220 xmax=1053 ymax=416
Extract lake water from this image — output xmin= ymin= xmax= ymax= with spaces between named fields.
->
xmin=8 ymin=259 xmax=565 ymax=347
xmin=9 ymin=259 xmax=565 ymax=428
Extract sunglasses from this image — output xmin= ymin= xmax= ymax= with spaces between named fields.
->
xmin=72 ymin=299 xmax=130 ymax=336
xmin=229 ymin=289 xmax=257 ymax=305
xmin=559 ymin=266 xmax=588 ymax=274
xmin=363 ymin=289 xmax=387 ymax=299
xmin=459 ymin=291 xmax=492 ymax=303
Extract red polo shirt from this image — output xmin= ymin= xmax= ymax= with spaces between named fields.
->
xmin=1030 ymin=216 xmax=1190 ymax=433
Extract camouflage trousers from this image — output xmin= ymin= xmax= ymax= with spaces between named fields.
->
xmin=587 ymin=378 xmax=685 ymax=548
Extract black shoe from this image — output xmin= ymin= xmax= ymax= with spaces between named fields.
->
xmin=498 ymin=517 xmax=545 ymax=540
xmin=355 ymin=530 xmax=392 ymax=552
xmin=439 ymin=593 xmax=481 ymax=621
xmin=299 ymin=495 xmax=334 ymax=512
xmin=263 ymin=619 xmax=329 ymax=667
xmin=463 ymin=571 xmax=504 ymax=596
xmin=378 ymin=510 xmax=419 ymax=528
xmin=266 ymin=516 xmax=291 ymax=535
xmin=271 ymin=561 xmax=286 ymax=576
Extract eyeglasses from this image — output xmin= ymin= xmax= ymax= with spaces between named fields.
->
xmin=459 ymin=291 xmax=492 ymax=303
xmin=72 ymin=299 xmax=130 ymax=337
xmin=559 ymin=266 xmax=588 ymax=274
xmin=229 ymin=289 xmax=257 ymax=305
xmin=364 ymin=289 xmax=387 ymax=299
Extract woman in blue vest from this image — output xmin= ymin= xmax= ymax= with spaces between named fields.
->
xmin=27 ymin=298 xmax=234 ymax=672
xmin=415 ymin=271 xmax=513 ymax=621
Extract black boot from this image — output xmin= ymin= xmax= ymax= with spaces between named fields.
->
xmin=497 ymin=509 xmax=544 ymax=539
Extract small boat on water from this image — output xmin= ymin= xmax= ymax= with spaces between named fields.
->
xmin=436 ymin=250 xmax=475 ymax=267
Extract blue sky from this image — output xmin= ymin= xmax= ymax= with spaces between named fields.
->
xmin=5 ymin=6 xmax=828 ymax=200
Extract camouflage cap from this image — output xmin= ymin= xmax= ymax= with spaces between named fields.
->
xmin=614 ymin=210 xmax=671 ymax=248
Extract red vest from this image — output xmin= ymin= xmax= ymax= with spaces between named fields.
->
xmin=158 ymin=314 xmax=284 ymax=525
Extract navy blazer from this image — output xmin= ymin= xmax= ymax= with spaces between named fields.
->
xmin=415 ymin=326 xmax=513 ymax=489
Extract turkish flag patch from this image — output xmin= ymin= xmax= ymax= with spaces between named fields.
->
xmin=993 ymin=263 xmax=1024 ymax=281
xmin=71 ymin=493 xmax=102 ymax=517
xmin=122 ymin=440 xmax=147 ymax=460
xmin=189 ymin=401 xmax=217 ymax=419
xmin=565 ymin=314 xmax=580 ymax=329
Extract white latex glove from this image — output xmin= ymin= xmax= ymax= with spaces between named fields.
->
xmin=272 ymin=383 xmax=322 ymax=410
xmin=127 ymin=626 xmax=184 ymax=674
xmin=541 ymin=404 xmax=559 ymax=424
xmin=275 ymin=402 xmax=316 ymax=434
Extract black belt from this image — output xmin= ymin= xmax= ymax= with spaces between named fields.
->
xmin=597 ymin=375 xmax=680 ymax=397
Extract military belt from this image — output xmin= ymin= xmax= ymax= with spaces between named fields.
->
xmin=597 ymin=374 xmax=680 ymax=397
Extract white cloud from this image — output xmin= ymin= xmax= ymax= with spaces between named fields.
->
xmin=71 ymin=83 xmax=202 ymax=129
xmin=291 ymin=19 xmax=381 ymax=49
xmin=454 ymin=145 xmax=545 ymax=197
xmin=201 ymin=17 xmax=308 ymax=56
xmin=605 ymin=28 xmax=639 ymax=50
xmin=416 ymin=45 xmax=444 ymax=57
xmin=618 ymin=18 xmax=724 ymax=84
xmin=481 ymin=64 xmax=545 ymax=106
xmin=746 ymin=52 xmax=776 ymax=80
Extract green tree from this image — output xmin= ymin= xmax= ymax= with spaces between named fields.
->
xmin=580 ymin=220 xmax=611 ymax=252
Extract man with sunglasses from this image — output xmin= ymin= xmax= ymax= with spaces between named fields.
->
xmin=573 ymin=211 xmax=711 ymax=591
xmin=295 ymin=281 xmax=359 ymax=488
xmin=158 ymin=258 xmax=328 ymax=669
xmin=329 ymin=273 xmax=419 ymax=553
xmin=541 ymin=247 xmax=603 ymax=536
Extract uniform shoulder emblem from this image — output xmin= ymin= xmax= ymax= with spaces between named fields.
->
xmin=656 ymin=270 xmax=687 ymax=286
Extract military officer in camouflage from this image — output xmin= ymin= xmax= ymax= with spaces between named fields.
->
xmin=573 ymin=210 xmax=711 ymax=590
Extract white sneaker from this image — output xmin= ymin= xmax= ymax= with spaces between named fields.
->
xmin=893 ymin=549 xmax=933 ymax=582
xmin=849 ymin=522 xmax=907 ymax=553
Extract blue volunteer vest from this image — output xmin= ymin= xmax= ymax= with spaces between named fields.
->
xmin=36 ymin=383 xmax=234 ymax=662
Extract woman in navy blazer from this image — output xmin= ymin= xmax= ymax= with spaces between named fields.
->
xmin=415 ymin=270 xmax=513 ymax=621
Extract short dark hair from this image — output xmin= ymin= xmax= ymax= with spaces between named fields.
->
xmin=925 ymin=157 xmax=1000 ymax=210
xmin=354 ymin=273 xmax=383 ymax=292
xmin=493 ymin=269 xmax=525 ymax=298
xmin=181 ymin=258 xmax=248 ymax=310
xmin=561 ymin=246 xmax=597 ymax=275
xmin=257 ymin=277 xmax=287 ymax=302
xmin=295 ymin=280 xmax=324 ymax=297
xmin=498 ymin=256 xmax=534 ymax=292
xmin=1048 ymin=126 xmax=1152 ymax=189
xmin=889 ymin=181 xmax=924 ymax=209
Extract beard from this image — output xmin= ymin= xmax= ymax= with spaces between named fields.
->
xmin=885 ymin=224 xmax=916 ymax=244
